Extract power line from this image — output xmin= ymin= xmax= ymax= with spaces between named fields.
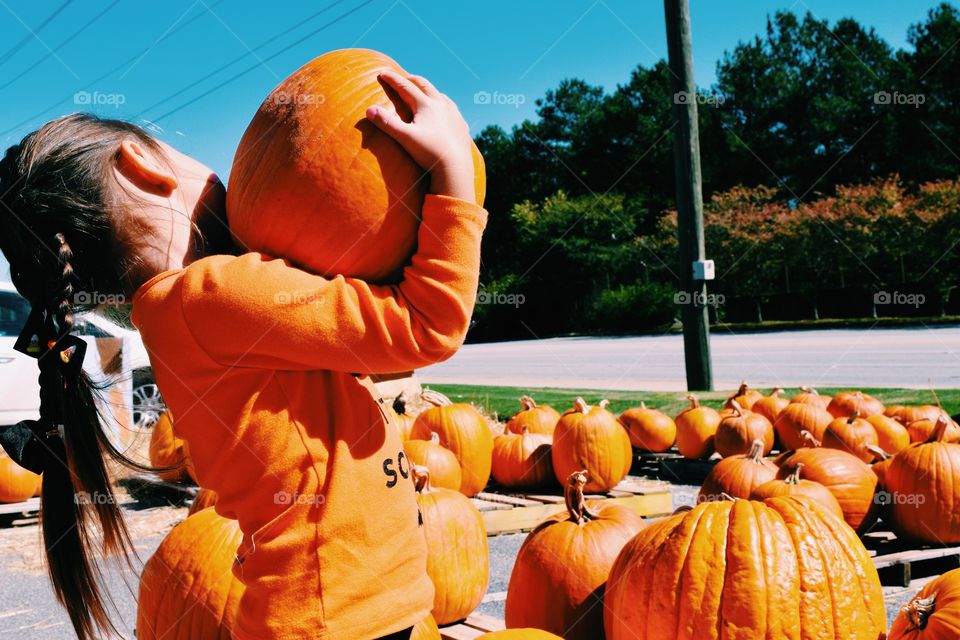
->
xmin=0 ymin=0 xmax=74 ymax=67
xmin=0 ymin=0 xmax=227 ymax=138
xmin=135 ymin=0 xmax=351 ymax=118
xmin=0 ymin=0 xmax=120 ymax=93
xmin=151 ymin=0 xmax=378 ymax=122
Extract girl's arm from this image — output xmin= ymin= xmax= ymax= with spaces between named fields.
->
xmin=174 ymin=71 xmax=487 ymax=373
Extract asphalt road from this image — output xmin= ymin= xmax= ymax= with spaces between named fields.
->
xmin=420 ymin=326 xmax=960 ymax=390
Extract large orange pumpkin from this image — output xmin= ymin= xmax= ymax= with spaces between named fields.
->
xmin=227 ymin=48 xmax=486 ymax=283
xmin=750 ymin=463 xmax=844 ymax=519
xmin=884 ymin=417 xmax=960 ymax=543
xmin=137 ymin=508 xmax=244 ymax=640
xmin=619 ymin=402 xmax=676 ymax=452
xmin=822 ymin=412 xmax=879 ymax=463
xmin=551 ymin=398 xmax=632 ymax=492
xmin=714 ymin=400 xmax=774 ymax=457
xmin=827 ymin=390 xmax=885 ymax=418
xmin=888 ymin=566 xmax=960 ymax=639
xmin=413 ymin=466 xmax=489 ymax=625
xmin=505 ymin=396 xmax=560 ymax=436
xmin=505 ymin=471 xmax=644 ymax=640
xmin=404 ymin=432 xmax=462 ymax=491
xmin=699 ymin=439 xmax=777 ymax=501
xmin=790 ymin=386 xmax=831 ymax=409
xmin=148 ymin=411 xmax=195 ymax=483
xmin=773 ymin=401 xmax=833 ymax=451
xmin=410 ymin=390 xmax=493 ymax=497
xmin=867 ymin=413 xmax=910 ymax=454
xmin=491 ymin=427 xmax=553 ymax=489
xmin=674 ymin=395 xmax=721 ymax=459
xmin=751 ymin=387 xmax=789 ymax=424
xmin=0 ymin=450 xmax=41 ymax=503
xmin=604 ymin=496 xmax=886 ymax=640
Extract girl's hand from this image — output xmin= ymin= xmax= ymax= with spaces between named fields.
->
xmin=366 ymin=70 xmax=476 ymax=204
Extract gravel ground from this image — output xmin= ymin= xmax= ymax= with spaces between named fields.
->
xmin=0 ymin=482 xmax=924 ymax=638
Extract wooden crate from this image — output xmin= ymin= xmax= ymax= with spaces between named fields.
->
xmin=864 ymin=528 xmax=960 ymax=587
xmin=472 ymin=476 xmax=673 ymax=535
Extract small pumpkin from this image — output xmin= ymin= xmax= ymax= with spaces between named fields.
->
xmin=491 ymin=427 xmax=553 ymax=489
xmin=136 ymin=508 xmax=244 ymax=640
xmin=699 ymin=439 xmax=777 ymax=501
xmin=390 ymin=393 xmax=416 ymax=441
xmin=751 ymin=387 xmax=789 ymax=424
xmin=867 ymin=413 xmax=910 ymax=454
xmin=551 ymin=398 xmax=631 ymax=492
xmin=715 ymin=400 xmax=774 ymax=457
xmin=822 ymin=412 xmax=879 ymax=463
xmin=619 ymin=402 xmax=676 ymax=452
xmin=413 ymin=465 xmax=489 ymax=625
xmin=505 ymin=470 xmax=644 ymax=640
xmin=404 ymin=432 xmax=462 ymax=491
xmin=187 ymin=488 xmax=219 ymax=516
xmin=827 ymin=390 xmax=885 ymax=418
xmin=773 ymin=402 xmax=833 ymax=451
xmin=0 ymin=450 xmax=41 ymax=503
xmin=888 ymin=566 xmax=960 ymax=639
xmin=505 ymin=396 xmax=560 ymax=436
xmin=884 ymin=417 xmax=960 ymax=543
xmin=604 ymin=496 xmax=887 ymax=640
xmin=149 ymin=411 xmax=194 ymax=483
xmin=724 ymin=381 xmax=763 ymax=410
xmin=675 ymin=395 xmax=721 ymax=459
xmin=750 ymin=463 xmax=844 ymax=519
xmin=791 ymin=385 xmax=831 ymax=409
xmin=410 ymin=390 xmax=493 ymax=497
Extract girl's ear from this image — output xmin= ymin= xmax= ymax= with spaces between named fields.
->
xmin=117 ymin=139 xmax=177 ymax=196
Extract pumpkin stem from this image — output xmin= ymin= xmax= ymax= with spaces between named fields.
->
xmin=798 ymin=430 xmax=822 ymax=448
xmin=672 ymin=505 xmax=694 ymax=515
xmin=639 ymin=401 xmax=647 ymax=410
xmin=573 ymin=397 xmax=591 ymax=414
xmin=429 ymin=432 xmax=441 ymax=446
xmin=412 ymin=465 xmax=432 ymax=494
xmin=564 ymin=471 xmax=599 ymax=524
xmin=799 ymin=386 xmax=819 ymax=396
xmin=736 ymin=382 xmax=749 ymax=396
xmin=728 ymin=399 xmax=744 ymax=417
xmin=598 ymin=399 xmax=610 ymax=410
xmin=848 ymin=411 xmax=860 ymax=424
xmin=770 ymin=387 xmax=784 ymax=398
xmin=421 ymin=389 xmax=453 ymax=407
xmin=718 ymin=492 xmax=737 ymax=502
xmin=746 ymin=439 xmax=765 ymax=461
xmin=392 ymin=392 xmax=407 ymax=415
xmin=900 ymin=593 xmax=936 ymax=631
xmin=519 ymin=395 xmax=537 ymax=411
xmin=785 ymin=463 xmax=803 ymax=484
xmin=928 ymin=414 xmax=952 ymax=444
xmin=866 ymin=444 xmax=890 ymax=461
xmin=686 ymin=394 xmax=700 ymax=409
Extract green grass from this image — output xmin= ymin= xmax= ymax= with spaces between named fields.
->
xmin=428 ymin=383 xmax=960 ymax=423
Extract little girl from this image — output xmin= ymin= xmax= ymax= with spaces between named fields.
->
xmin=0 ymin=70 xmax=486 ymax=640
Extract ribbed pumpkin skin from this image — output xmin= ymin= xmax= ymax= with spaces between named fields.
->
xmin=715 ymin=406 xmax=774 ymax=457
xmin=505 ymin=397 xmax=560 ymax=436
xmin=885 ymin=432 xmax=960 ymax=543
xmin=891 ymin=404 xmax=944 ymax=425
xmin=675 ymin=397 xmax=721 ymax=459
xmin=390 ymin=408 xmax=416 ymax=441
xmin=827 ymin=391 xmax=885 ymax=418
xmin=505 ymin=477 xmax=643 ymax=640
xmin=867 ymin=414 xmax=910 ymax=454
xmin=791 ymin=388 xmax=831 ymax=409
xmin=137 ymin=508 xmax=244 ymax=640
xmin=551 ymin=400 xmax=631 ymax=492
xmin=404 ymin=434 xmax=462 ymax=491
xmin=776 ymin=447 xmax=878 ymax=532
xmin=187 ymin=488 xmax=218 ymax=516
xmin=149 ymin=411 xmax=192 ymax=483
xmin=822 ymin=415 xmax=879 ymax=463
xmin=699 ymin=440 xmax=777 ymax=501
xmin=620 ymin=404 xmax=676 ymax=452
xmin=227 ymin=48 xmax=486 ymax=283
xmin=411 ymin=614 xmax=441 ymax=640
xmin=411 ymin=404 xmax=493 ymax=497
xmin=478 ymin=631 xmax=564 ymax=639
xmin=751 ymin=468 xmax=844 ymax=520
xmin=907 ymin=417 xmax=960 ymax=443
xmin=0 ymin=451 xmax=40 ymax=503
xmin=774 ymin=403 xmax=833 ymax=451
xmin=752 ymin=390 xmax=789 ymax=425
xmin=888 ymin=567 xmax=960 ymax=639
xmin=604 ymin=497 xmax=887 ymax=640
xmin=491 ymin=430 xmax=553 ymax=489
xmin=415 ymin=471 xmax=489 ymax=625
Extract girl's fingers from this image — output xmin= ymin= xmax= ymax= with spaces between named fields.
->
xmin=365 ymin=105 xmax=412 ymax=144
xmin=377 ymin=70 xmax=428 ymax=111
xmin=407 ymin=74 xmax=441 ymax=98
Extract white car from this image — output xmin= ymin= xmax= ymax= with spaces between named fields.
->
xmin=0 ymin=282 xmax=166 ymax=435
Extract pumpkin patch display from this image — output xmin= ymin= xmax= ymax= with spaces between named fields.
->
xmin=751 ymin=387 xmax=789 ymax=424
xmin=136 ymin=508 xmax=244 ymax=640
xmin=699 ymin=439 xmax=777 ymax=501
xmin=888 ymin=567 xmax=960 ymax=639
xmin=773 ymin=401 xmax=833 ymax=451
xmin=827 ymin=390 xmax=885 ymax=418
xmin=619 ymin=402 xmax=676 ymax=452
xmin=505 ymin=471 xmax=644 ymax=640
xmin=404 ymin=432 xmax=462 ymax=491
xmin=675 ymin=395 xmax=721 ymax=459
xmin=604 ymin=496 xmax=886 ymax=640
xmin=0 ymin=450 xmax=40 ymax=503
xmin=750 ymin=463 xmax=844 ymax=519
xmin=867 ymin=413 xmax=911 ymax=454
xmin=505 ymin=396 xmax=560 ymax=436
xmin=410 ymin=390 xmax=493 ymax=497
xmin=491 ymin=427 xmax=553 ymax=489
xmin=551 ymin=398 xmax=632 ymax=492
xmin=822 ymin=412 xmax=879 ymax=463
xmin=413 ymin=466 xmax=489 ymax=624
xmin=714 ymin=400 xmax=774 ymax=457
xmin=227 ymin=48 xmax=486 ymax=283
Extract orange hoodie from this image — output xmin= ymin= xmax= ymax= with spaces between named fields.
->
xmin=131 ymin=195 xmax=487 ymax=640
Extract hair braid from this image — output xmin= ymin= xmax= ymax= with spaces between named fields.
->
xmin=52 ymin=232 xmax=76 ymax=335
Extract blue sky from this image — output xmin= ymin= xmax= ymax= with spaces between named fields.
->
xmin=0 ymin=0 xmax=951 ymax=279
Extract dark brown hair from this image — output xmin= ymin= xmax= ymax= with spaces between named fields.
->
xmin=0 ymin=113 xmax=169 ymax=639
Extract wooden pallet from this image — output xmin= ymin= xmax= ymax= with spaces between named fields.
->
xmin=440 ymin=613 xmax=504 ymax=639
xmin=863 ymin=529 xmax=960 ymax=587
xmin=472 ymin=476 xmax=673 ymax=535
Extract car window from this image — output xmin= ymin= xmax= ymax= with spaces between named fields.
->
xmin=0 ymin=291 xmax=29 ymax=337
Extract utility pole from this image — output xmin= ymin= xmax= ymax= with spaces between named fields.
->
xmin=664 ymin=0 xmax=713 ymax=390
